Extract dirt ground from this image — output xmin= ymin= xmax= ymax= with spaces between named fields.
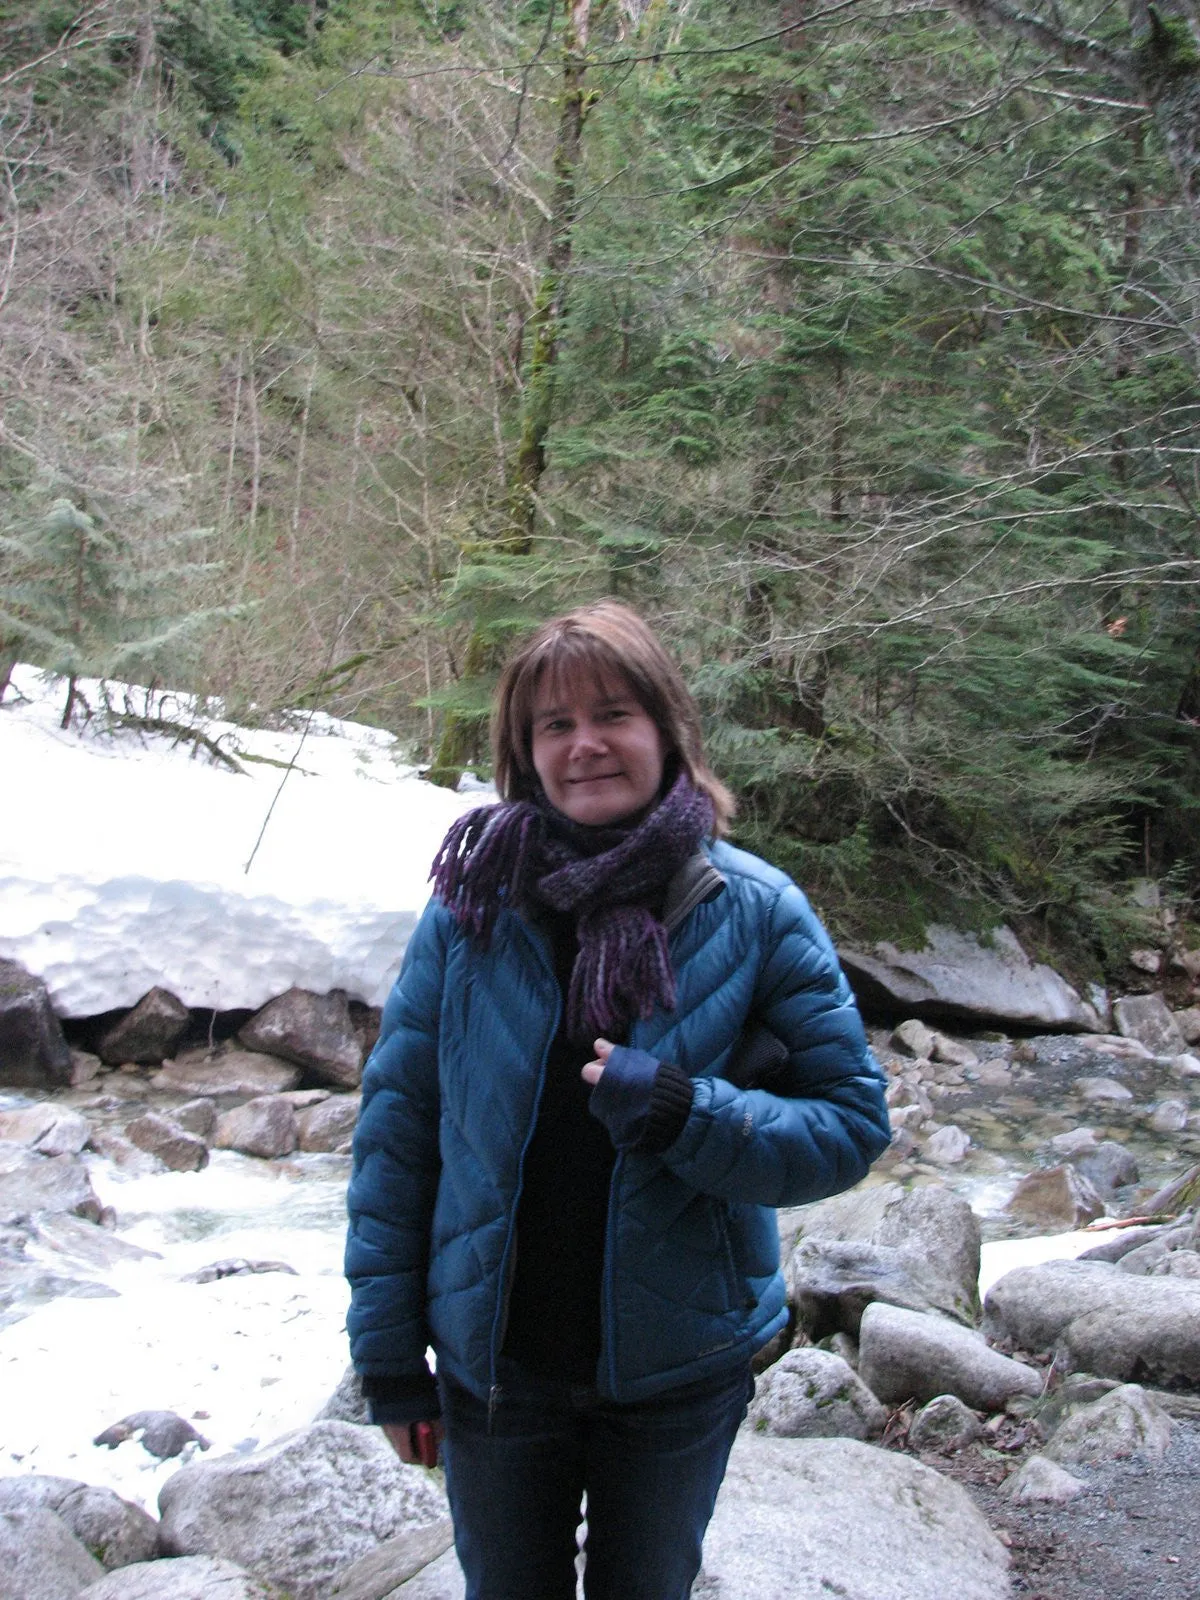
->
xmin=912 ymin=1404 xmax=1200 ymax=1600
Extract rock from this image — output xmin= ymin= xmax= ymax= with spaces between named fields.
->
xmin=1154 ymin=1248 xmax=1200 ymax=1277
xmin=97 ymin=989 xmax=191 ymax=1066
xmin=87 ymin=1128 xmax=161 ymax=1174
xmin=1169 ymin=1052 xmax=1200 ymax=1079
xmin=908 ymin=1394 xmax=984 ymax=1453
xmin=1004 ymin=1165 xmax=1106 ymax=1228
xmin=1148 ymin=1098 xmax=1190 ymax=1133
xmin=1177 ymin=948 xmax=1200 ymax=982
xmin=1000 ymin=1454 xmax=1085 ymax=1504
xmin=1071 ymin=1140 xmax=1139 ymax=1196
xmin=1129 ymin=948 xmax=1163 ymax=973
xmin=0 ymin=961 xmax=72 ymax=1089
xmin=383 ymin=1547 xmax=464 ymax=1599
xmin=329 ymin=1519 xmax=456 ymax=1600
xmin=172 ymin=1099 xmax=217 ymax=1141
xmin=0 ymin=1145 xmax=102 ymax=1225
xmin=858 ymin=1302 xmax=1042 ymax=1410
xmin=157 ymin=1421 xmax=448 ymax=1600
xmin=124 ymin=1112 xmax=209 ymax=1173
xmin=0 ymin=1104 xmax=89 ymax=1156
xmin=746 ymin=1347 xmax=886 ymax=1441
xmin=1048 ymin=1126 xmax=1098 ymax=1157
xmin=1112 ymin=993 xmax=1187 ymax=1056
xmin=295 ymin=1094 xmax=360 ymax=1153
xmin=69 ymin=1049 xmax=103 ymax=1086
xmin=278 ymin=1089 xmax=331 ymax=1109
xmin=1141 ymin=1162 xmax=1200 ymax=1213
xmin=95 ymin=1411 xmax=211 ymax=1460
xmin=181 ymin=1258 xmax=297 ymax=1284
xmin=239 ymin=989 xmax=363 ymax=1089
xmin=50 ymin=1484 xmax=159 ymax=1569
xmin=890 ymin=1020 xmax=936 ymax=1058
xmin=840 ymin=924 xmax=1098 ymax=1032
xmin=213 ymin=1097 xmax=297 ymax=1159
xmin=29 ymin=1211 xmax=160 ymax=1274
xmin=787 ymin=1183 xmax=982 ymax=1341
xmin=1077 ymin=1223 xmax=1174 ymax=1264
xmin=316 ymin=1366 xmax=370 ymax=1426
xmin=1174 ymin=1006 xmax=1200 ymax=1045
xmin=0 ymin=1504 xmax=105 ymax=1598
xmin=697 ymin=1435 xmax=1011 ymax=1600
xmin=929 ymin=1032 xmax=980 ymax=1068
xmin=1073 ymin=1075 xmax=1133 ymax=1101
xmin=922 ymin=1125 xmax=970 ymax=1164
xmin=983 ymin=1258 xmax=1200 ymax=1386
xmin=1044 ymin=1382 xmax=1172 ymax=1465
xmin=152 ymin=1049 xmax=302 ymax=1098
xmin=84 ymin=1555 xmax=283 ymax=1598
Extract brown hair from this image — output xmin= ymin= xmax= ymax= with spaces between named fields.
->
xmin=492 ymin=601 xmax=735 ymax=835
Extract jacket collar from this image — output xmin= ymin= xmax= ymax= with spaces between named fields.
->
xmin=662 ymin=848 xmax=725 ymax=933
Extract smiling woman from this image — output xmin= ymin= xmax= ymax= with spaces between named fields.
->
xmin=345 ymin=602 xmax=891 ymax=1600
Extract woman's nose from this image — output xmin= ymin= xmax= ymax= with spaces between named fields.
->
xmin=568 ymin=721 xmax=607 ymax=758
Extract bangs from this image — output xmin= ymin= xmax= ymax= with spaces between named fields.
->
xmin=505 ymin=628 xmax=665 ymax=775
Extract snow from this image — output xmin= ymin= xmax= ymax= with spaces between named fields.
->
xmin=0 ymin=666 xmax=482 ymax=1015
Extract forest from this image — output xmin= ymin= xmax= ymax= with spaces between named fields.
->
xmin=2 ymin=0 xmax=1198 ymax=974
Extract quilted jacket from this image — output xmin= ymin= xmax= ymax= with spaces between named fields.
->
xmin=345 ymin=838 xmax=890 ymax=1404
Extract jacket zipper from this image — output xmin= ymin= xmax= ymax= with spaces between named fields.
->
xmin=487 ymin=916 xmax=560 ymax=1406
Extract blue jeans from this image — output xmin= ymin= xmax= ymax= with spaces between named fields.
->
xmin=438 ymin=1360 xmax=752 ymax=1600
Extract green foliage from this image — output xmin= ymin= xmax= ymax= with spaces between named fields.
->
xmin=0 ymin=496 xmax=231 ymax=723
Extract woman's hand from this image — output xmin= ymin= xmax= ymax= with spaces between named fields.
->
xmin=582 ymin=1037 xmax=615 ymax=1085
xmin=382 ymin=1419 xmax=445 ymax=1467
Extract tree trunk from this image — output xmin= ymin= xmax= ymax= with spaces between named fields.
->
xmin=428 ymin=0 xmax=599 ymax=788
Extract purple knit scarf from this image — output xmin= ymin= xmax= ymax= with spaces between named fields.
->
xmin=430 ymin=771 xmax=714 ymax=1041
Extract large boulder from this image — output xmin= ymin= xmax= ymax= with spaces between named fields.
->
xmin=0 ymin=1145 xmax=102 ymax=1225
xmin=295 ymin=1094 xmax=360 ymax=1153
xmin=695 ymin=1435 xmax=1011 ymax=1600
xmin=1043 ymin=1383 xmax=1172 ymax=1465
xmin=84 ymin=1555 xmax=283 ymax=1598
xmin=124 ymin=1112 xmax=209 ymax=1173
xmin=1003 ymin=1165 xmax=1106 ymax=1229
xmin=239 ymin=989 xmax=363 ymax=1089
xmin=0 ymin=1104 xmax=89 ymax=1156
xmin=152 ymin=1049 xmax=301 ymax=1098
xmin=1112 ymin=993 xmax=1187 ymax=1055
xmin=0 ymin=961 xmax=71 ymax=1088
xmin=97 ymin=988 xmax=191 ymax=1066
xmin=983 ymin=1258 xmax=1200 ymax=1386
xmin=746 ymin=1347 xmax=886 ymax=1440
xmin=0 ymin=1505 xmax=104 ymax=1599
xmin=0 ymin=1479 xmax=158 ymax=1570
xmin=157 ymin=1420 xmax=448 ymax=1600
xmin=787 ymin=1183 xmax=981 ymax=1338
xmin=857 ymin=1302 xmax=1043 ymax=1410
xmin=213 ymin=1097 xmax=297 ymax=1159
xmin=840 ymin=925 xmax=1098 ymax=1031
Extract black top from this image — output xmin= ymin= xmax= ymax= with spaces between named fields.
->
xmin=502 ymin=910 xmax=615 ymax=1381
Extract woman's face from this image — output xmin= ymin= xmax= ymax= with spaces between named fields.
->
xmin=530 ymin=667 xmax=667 ymax=827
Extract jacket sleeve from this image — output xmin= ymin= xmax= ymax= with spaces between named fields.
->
xmin=659 ymin=878 xmax=891 ymax=1208
xmin=344 ymin=899 xmax=448 ymax=1381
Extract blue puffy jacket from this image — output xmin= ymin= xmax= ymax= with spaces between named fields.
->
xmin=346 ymin=839 xmax=890 ymax=1404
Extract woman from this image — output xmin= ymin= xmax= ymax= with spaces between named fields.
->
xmin=345 ymin=602 xmax=890 ymax=1600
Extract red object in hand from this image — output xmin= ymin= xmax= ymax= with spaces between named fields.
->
xmin=413 ymin=1421 xmax=439 ymax=1468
